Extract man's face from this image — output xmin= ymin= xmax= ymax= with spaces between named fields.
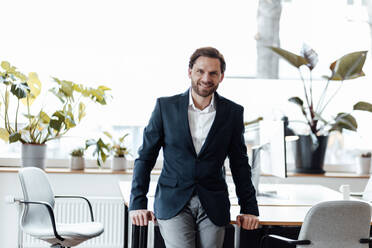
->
xmin=188 ymin=56 xmax=224 ymax=98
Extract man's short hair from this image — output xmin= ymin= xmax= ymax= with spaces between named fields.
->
xmin=189 ymin=47 xmax=226 ymax=74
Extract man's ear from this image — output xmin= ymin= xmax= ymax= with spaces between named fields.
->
xmin=220 ymin=73 xmax=224 ymax=82
xmin=188 ymin=68 xmax=192 ymax=78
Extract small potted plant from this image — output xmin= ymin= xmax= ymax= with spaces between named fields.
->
xmin=85 ymin=138 xmax=110 ymax=168
xmin=356 ymin=151 xmax=372 ymax=175
xmin=69 ymin=147 xmax=85 ymax=170
xmin=104 ymin=132 xmax=130 ymax=171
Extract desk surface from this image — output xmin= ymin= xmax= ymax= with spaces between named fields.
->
xmin=119 ymin=181 xmax=351 ymax=226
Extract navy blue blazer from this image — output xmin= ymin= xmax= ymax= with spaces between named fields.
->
xmin=129 ymin=89 xmax=259 ymax=226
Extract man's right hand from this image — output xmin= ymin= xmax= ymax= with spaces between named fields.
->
xmin=130 ymin=209 xmax=156 ymax=226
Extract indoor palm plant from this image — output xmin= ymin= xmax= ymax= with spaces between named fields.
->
xmin=270 ymin=45 xmax=372 ymax=173
xmin=0 ymin=61 xmax=111 ymax=169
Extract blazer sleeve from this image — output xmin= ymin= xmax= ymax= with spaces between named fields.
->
xmin=129 ymin=98 xmax=164 ymax=211
xmin=227 ymin=106 xmax=259 ymax=216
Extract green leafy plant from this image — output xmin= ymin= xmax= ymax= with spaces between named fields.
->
xmin=85 ymin=138 xmax=110 ymax=167
xmin=70 ymin=147 xmax=85 ymax=157
xmin=104 ymin=132 xmax=130 ymax=157
xmin=0 ymin=61 xmax=111 ymax=144
xmin=270 ymin=45 xmax=372 ymax=137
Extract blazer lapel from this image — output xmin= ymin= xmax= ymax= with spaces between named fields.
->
xmin=179 ymin=90 xmax=197 ymax=157
xmin=198 ymin=92 xmax=225 ymax=157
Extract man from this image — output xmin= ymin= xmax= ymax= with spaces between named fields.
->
xmin=129 ymin=47 xmax=259 ymax=248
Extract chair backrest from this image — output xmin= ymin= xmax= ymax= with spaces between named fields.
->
xmin=297 ymin=200 xmax=371 ymax=248
xmin=18 ymin=167 xmax=56 ymax=234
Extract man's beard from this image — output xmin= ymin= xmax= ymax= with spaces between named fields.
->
xmin=191 ymin=80 xmax=218 ymax=97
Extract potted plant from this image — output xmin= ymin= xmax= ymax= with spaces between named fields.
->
xmin=104 ymin=132 xmax=130 ymax=171
xmin=0 ymin=61 xmax=111 ymax=169
xmin=69 ymin=147 xmax=85 ymax=170
xmin=85 ymin=138 xmax=110 ymax=168
xmin=270 ymin=45 xmax=372 ymax=173
xmin=356 ymin=152 xmax=372 ymax=175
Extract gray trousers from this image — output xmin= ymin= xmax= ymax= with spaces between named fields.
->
xmin=157 ymin=195 xmax=225 ymax=248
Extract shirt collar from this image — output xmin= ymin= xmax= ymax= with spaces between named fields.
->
xmin=189 ymin=88 xmax=215 ymax=111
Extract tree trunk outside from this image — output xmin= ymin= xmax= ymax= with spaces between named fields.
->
xmin=366 ymin=0 xmax=372 ymax=52
xmin=256 ymin=0 xmax=282 ymax=79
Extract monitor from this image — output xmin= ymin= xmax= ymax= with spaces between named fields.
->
xmin=250 ymin=120 xmax=287 ymax=196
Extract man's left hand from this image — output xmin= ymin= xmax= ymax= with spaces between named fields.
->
xmin=236 ymin=214 xmax=259 ymax=230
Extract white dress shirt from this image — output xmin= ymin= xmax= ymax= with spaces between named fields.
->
xmin=188 ymin=89 xmax=216 ymax=155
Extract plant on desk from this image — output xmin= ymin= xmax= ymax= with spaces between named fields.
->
xmin=356 ymin=151 xmax=372 ymax=175
xmin=104 ymin=132 xmax=130 ymax=171
xmin=85 ymin=132 xmax=130 ymax=171
xmin=0 ymin=61 xmax=111 ymax=169
xmin=270 ymin=45 xmax=372 ymax=174
xmin=70 ymin=147 xmax=85 ymax=170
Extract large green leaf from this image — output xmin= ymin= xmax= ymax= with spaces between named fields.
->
xmin=38 ymin=111 xmax=50 ymax=124
xmin=331 ymin=113 xmax=358 ymax=132
xmin=353 ymin=101 xmax=372 ymax=112
xmin=9 ymin=132 xmax=22 ymax=143
xmin=269 ymin=47 xmax=308 ymax=68
xmin=328 ymin=51 xmax=367 ymax=81
xmin=10 ymin=82 xmax=30 ymax=99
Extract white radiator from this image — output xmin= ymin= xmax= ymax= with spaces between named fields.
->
xmin=21 ymin=197 xmax=125 ymax=248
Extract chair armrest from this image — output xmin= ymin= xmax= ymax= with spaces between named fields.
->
xmin=360 ymin=238 xmax=372 ymax=244
xmin=19 ymin=200 xmax=64 ymax=242
xmin=260 ymin=234 xmax=311 ymax=248
xmin=54 ymin=195 xmax=94 ymax=221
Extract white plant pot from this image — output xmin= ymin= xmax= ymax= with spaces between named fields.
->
xmin=356 ymin=157 xmax=371 ymax=175
xmin=70 ymin=157 xmax=85 ymax=170
xmin=21 ymin=144 xmax=47 ymax=169
xmin=111 ymin=157 xmax=127 ymax=171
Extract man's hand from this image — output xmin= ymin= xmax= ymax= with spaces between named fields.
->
xmin=236 ymin=214 xmax=259 ymax=230
xmin=130 ymin=209 xmax=156 ymax=226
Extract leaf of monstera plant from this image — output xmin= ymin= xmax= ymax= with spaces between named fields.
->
xmin=353 ymin=101 xmax=372 ymax=112
xmin=328 ymin=51 xmax=367 ymax=81
xmin=21 ymin=72 xmax=42 ymax=106
xmin=38 ymin=111 xmax=50 ymax=124
xmin=78 ymin=102 xmax=86 ymax=122
xmin=331 ymin=113 xmax=358 ymax=132
xmin=10 ymin=82 xmax=30 ymax=99
xmin=269 ymin=47 xmax=308 ymax=68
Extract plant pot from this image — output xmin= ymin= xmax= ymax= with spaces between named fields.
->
xmin=293 ymin=135 xmax=328 ymax=174
xmin=111 ymin=156 xmax=127 ymax=171
xmin=70 ymin=157 xmax=85 ymax=170
xmin=355 ymin=157 xmax=371 ymax=175
xmin=21 ymin=144 xmax=47 ymax=169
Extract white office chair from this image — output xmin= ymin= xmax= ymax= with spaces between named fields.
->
xmin=260 ymin=200 xmax=372 ymax=248
xmin=16 ymin=167 xmax=104 ymax=248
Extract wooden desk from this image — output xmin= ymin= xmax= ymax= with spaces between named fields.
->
xmin=118 ymin=181 xmax=354 ymax=248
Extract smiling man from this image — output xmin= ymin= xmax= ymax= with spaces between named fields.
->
xmin=129 ymin=47 xmax=259 ymax=248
